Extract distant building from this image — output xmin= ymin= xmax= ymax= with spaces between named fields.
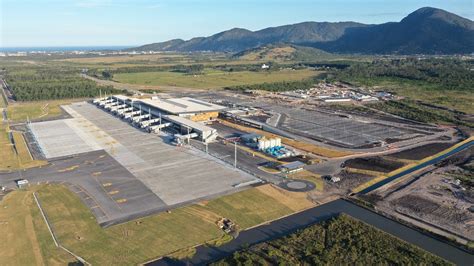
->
xmin=279 ymin=92 xmax=308 ymax=99
xmin=278 ymin=161 xmax=305 ymax=173
xmin=322 ymin=98 xmax=351 ymax=103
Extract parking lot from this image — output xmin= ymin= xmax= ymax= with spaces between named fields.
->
xmin=273 ymin=106 xmax=421 ymax=148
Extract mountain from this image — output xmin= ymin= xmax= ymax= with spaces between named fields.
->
xmin=233 ymin=44 xmax=331 ymax=61
xmin=130 ymin=7 xmax=474 ymax=54
xmin=134 ymin=39 xmax=186 ymax=51
xmin=314 ymin=7 xmax=474 ymax=54
xmin=130 ymin=22 xmax=365 ymax=53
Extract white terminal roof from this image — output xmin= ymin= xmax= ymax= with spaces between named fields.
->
xmin=111 ymin=95 xmax=131 ymax=101
xmin=138 ymin=97 xmax=226 ymax=114
xmin=164 ymin=115 xmax=215 ymax=133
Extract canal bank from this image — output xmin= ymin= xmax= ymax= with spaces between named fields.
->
xmin=148 ymin=199 xmax=473 ymax=266
xmin=149 ymin=139 xmax=474 ymax=266
xmin=358 ymin=138 xmax=474 ymax=194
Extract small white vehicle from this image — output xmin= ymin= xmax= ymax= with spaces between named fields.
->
xmin=16 ymin=179 xmax=29 ymax=189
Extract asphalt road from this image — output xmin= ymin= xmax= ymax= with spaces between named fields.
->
xmin=149 ymin=199 xmax=474 ymax=266
xmin=190 ymin=139 xmax=284 ymax=184
xmin=0 ymin=150 xmax=167 ymax=226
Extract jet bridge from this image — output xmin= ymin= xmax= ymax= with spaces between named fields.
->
xmin=104 ymin=102 xmax=120 ymax=110
xmin=131 ymin=114 xmax=151 ymax=123
xmin=122 ymin=110 xmax=141 ymax=119
xmin=109 ymin=104 xmax=128 ymax=112
xmin=116 ymin=107 xmax=134 ymax=115
xmin=148 ymin=122 xmax=172 ymax=133
xmin=99 ymin=99 xmax=114 ymax=107
xmin=139 ymin=118 xmax=162 ymax=128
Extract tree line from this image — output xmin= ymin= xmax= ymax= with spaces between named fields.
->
xmin=334 ymin=58 xmax=474 ymax=91
xmin=367 ymin=100 xmax=472 ymax=127
xmin=225 ymin=75 xmax=324 ymax=92
xmin=212 ymin=214 xmax=450 ymax=265
xmin=6 ymin=69 xmax=122 ymax=101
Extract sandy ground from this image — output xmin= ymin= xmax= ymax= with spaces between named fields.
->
xmin=372 ymin=155 xmax=474 ymax=242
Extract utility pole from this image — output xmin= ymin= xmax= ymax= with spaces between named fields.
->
xmin=205 ymin=142 xmax=208 ymax=154
xmin=159 ymin=113 xmax=162 ymax=132
xmin=148 ymin=108 xmax=151 ymax=124
xmin=187 ymin=127 xmax=191 ymax=144
xmin=234 ymin=141 xmax=237 ymax=168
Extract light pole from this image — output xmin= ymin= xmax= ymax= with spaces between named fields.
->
xmin=234 ymin=141 xmax=237 ymax=168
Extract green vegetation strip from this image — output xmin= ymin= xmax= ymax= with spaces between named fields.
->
xmin=367 ymin=100 xmax=473 ymax=127
xmin=212 ymin=214 xmax=451 ymax=265
xmin=4 ymin=67 xmax=122 ymax=101
xmin=332 ymin=58 xmax=474 ymax=113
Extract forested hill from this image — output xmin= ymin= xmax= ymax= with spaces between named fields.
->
xmin=130 ymin=7 xmax=474 ymax=54
xmin=129 ymin=21 xmax=366 ymax=53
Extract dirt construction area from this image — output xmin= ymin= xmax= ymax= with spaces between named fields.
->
xmin=371 ymin=147 xmax=474 ymax=242
xmin=343 ymin=157 xmax=406 ymax=173
xmin=388 ymin=142 xmax=454 ymax=160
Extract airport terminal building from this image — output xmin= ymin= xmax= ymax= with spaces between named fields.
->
xmin=106 ymin=95 xmax=226 ymax=142
xmin=127 ymin=96 xmax=226 ymax=121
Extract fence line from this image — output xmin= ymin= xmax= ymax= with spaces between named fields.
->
xmin=33 ymin=192 xmax=90 ymax=265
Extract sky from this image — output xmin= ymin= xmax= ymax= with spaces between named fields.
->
xmin=1 ymin=0 xmax=473 ymax=47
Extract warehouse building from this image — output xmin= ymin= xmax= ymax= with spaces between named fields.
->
xmin=277 ymin=161 xmax=305 ymax=174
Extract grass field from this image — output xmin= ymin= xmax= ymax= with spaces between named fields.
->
xmin=114 ymin=69 xmax=318 ymax=89
xmin=0 ymin=127 xmax=47 ymax=170
xmin=7 ymin=99 xmax=78 ymax=122
xmin=197 ymin=186 xmax=297 ymax=229
xmin=60 ymin=54 xmax=189 ymax=64
xmin=0 ymin=89 xmax=6 ymax=108
xmin=0 ymin=125 xmax=20 ymax=170
xmin=0 ymin=188 xmax=76 ymax=265
xmin=12 ymin=131 xmax=46 ymax=168
xmin=23 ymin=184 xmax=315 ymax=265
